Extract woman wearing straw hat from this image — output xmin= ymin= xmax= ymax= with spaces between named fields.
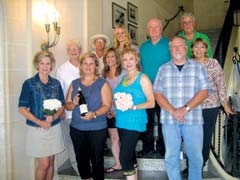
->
xmin=89 ymin=34 xmax=111 ymax=73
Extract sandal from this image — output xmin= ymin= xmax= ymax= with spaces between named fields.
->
xmin=104 ymin=167 xmax=122 ymax=173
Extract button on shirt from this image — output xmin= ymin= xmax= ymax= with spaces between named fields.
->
xmin=153 ymin=59 xmax=211 ymax=125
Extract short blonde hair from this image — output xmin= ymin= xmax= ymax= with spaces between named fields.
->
xmin=79 ymin=52 xmax=99 ymax=78
xmin=120 ymin=48 xmax=140 ymax=70
xmin=33 ymin=51 xmax=55 ymax=71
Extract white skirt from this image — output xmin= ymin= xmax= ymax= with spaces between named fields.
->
xmin=26 ymin=124 xmax=65 ymax=158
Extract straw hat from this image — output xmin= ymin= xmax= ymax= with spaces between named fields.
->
xmin=89 ymin=34 xmax=111 ymax=49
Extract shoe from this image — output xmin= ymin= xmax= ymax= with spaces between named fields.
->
xmin=137 ymin=150 xmax=155 ymax=158
xmin=182 ymin=167 xmax=188 ymax=178
xmin=104 ymin=167 xmax=122 ymax=173
xmin=155 ymin=151 xmax=165 ymax=158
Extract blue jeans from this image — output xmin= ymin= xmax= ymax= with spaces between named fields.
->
xmin=162 ymin=124 xmax=203 ymax=180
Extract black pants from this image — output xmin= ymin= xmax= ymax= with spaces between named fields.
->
xmin=70 ymin=126 xmax=107 ymax=180
xmin=202 ymin=107 xmax=219 ymax=166
xmin=185 ymin=107 xmax=219 ymax=169
xmin=139 ymin=104 xmax=165 ymax=154
xmin=118 ymin=128 xmax=140 ymax=174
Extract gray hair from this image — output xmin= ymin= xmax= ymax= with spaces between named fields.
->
xmin=181 ymin=12 xmax=195 ymax=23
xmin=169 ymin=36 xmax=187 ymax=47
xmin=66 ymin=39 xmax=82 ymax=51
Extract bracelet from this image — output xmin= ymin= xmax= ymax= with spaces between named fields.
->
xmin=133 ymin=105 xmax=136 ymax=110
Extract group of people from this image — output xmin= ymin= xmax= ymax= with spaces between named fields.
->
xmin=18 ymin=12 xmax=233 ymax=180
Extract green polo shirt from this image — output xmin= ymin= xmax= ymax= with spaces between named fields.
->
xmin=178 ymin=31 xmax=213 ymax=58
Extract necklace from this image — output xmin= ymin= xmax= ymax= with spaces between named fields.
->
xmin=122 ymin=71 xmax=138 ymax=86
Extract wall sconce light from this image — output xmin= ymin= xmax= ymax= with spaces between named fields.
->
xmin=40 ymin=9 xmax=61 ymax=51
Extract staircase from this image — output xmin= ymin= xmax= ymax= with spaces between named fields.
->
xmin=201 ymin=28 xmax=221 ymax=54
xmin=57 ymin=139 xmax=223 ymax=180
xmin=57 ymin=29 xmax=224 ymax=180
xmin=58 ymin=29 xmax=224 ymax=180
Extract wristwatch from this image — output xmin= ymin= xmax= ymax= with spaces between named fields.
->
xmin=184 ymin=105 xmax=191 ymax=112
xmin=93 ymin=111 xmax=97 ymax=119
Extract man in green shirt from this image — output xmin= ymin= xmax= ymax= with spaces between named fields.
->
xmin=178 ymin=12 xmax=213 ymax=58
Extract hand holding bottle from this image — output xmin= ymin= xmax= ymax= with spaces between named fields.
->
xmin=106 ymin=111 xmax=115 ymax=118
xmin=81 ymin=111 xmax=97 ymax=120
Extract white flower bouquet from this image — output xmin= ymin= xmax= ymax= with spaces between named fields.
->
xmin=42 ymin=99 xmax=62 ymax=115
xmin=114 ymin=92 xmax=133 ymax=111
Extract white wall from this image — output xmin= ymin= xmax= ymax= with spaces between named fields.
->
xmin=0 ymin=0 xmax=227 ymax=179
xmin=0 ymin=1 xmax=8 ymax=180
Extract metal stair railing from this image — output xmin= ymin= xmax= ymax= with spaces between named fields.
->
xmin=210 ymin=47 xmax=240 ymax=179
xmin=162 ymin=6 xmax=184 ymax=32
xmin=213 ymin=4 xmax=234 ymax=68
xmin=211 ymin=107 xmax=240 ymax=179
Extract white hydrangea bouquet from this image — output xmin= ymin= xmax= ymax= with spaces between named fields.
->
xmin=42 ymin=99 xmax=62 ymax=115
xmin=114 ymin=92 xmax=133 ymax=112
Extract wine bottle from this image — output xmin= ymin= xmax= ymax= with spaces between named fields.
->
xmin=78 ymin=87 xmax=88 ymax=116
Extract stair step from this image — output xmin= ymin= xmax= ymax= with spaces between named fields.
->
xmin=58 ymin=170 xmax=222 ymax=180
xmin=104 ymin=156 xmax=186 ymax=171
xmin=58 ymin=156 xmax=222 ymax=180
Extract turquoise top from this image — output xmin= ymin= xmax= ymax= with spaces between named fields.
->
xmin=140 ymin=36 xmax=171 ymax=83
xmin=114 ymin=73 xmax=147 ymax=132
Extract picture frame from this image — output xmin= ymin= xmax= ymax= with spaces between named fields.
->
xmin=128 ymin=23 xmax=138 ymax=45
xmin=112 ymin=3 xmax=126 ymax=28
xmin=127 ymin=2 xmax=138 ymax=25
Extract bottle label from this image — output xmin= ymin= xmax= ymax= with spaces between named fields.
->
xmin=79 ymin=104 xmax=88 ymax=116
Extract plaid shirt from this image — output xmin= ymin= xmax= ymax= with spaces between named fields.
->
xmin=153 ymin=59 xmax=210 ymax=125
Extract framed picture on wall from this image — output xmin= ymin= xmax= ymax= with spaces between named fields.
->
xmin=128 ymin=23 xmax=138 ymax=45
xmin=127 ymin=2 xmax=138 ymax=25
xmin=112 ymin=3 xmax=126 ymax=28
